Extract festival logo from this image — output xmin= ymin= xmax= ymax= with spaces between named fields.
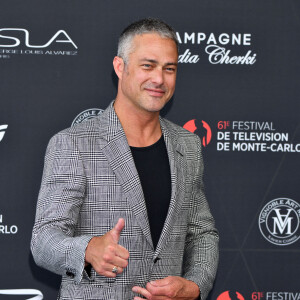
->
xmin=259 ymin=198 xmax=300 ymax=246
xmin=216 ymin=120 xmax=299 ymax=153
xmin=183 ymin=119 xmax=299 ymax=152
xmin=71 ymin=108 xmax=103 ymax=126
xmin=0 ymin=124 xmax=8 ymax=142
xmin=252 ymin=292 xmax=264 ymax=300
xmin=219 ymin=291 xmax=300 ymax=300
xmin=0 ymin=214 xmax=18 ymax=235
xmin=217 ymin=291 xmax=245 ymax=300
xmin=183 ymin=119 xmax=212 ymax=147
xmin=258 ymin=292 xmax=300 ymax=300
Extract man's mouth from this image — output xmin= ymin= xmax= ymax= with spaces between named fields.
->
xmin=144 ymin=88 xmax=166 ymax=97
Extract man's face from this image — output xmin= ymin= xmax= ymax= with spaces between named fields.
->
xmin=117 ymin=33 xmax=178 ymax=114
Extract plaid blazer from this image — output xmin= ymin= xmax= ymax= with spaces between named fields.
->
xmin=31 ymin=102 xmax=219 ymax=300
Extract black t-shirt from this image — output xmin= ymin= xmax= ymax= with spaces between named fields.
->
xmin=130 ymin=135 xmax=171 ymax=249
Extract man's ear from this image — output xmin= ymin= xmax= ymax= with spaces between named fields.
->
xmin=113 ymin=56 xmax=125 ymax=80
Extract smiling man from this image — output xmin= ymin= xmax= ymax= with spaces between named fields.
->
xmin=31 ymin=18 xmax=219 ymax=300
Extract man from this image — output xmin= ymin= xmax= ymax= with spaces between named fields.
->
xmin=31 ymin=18 xmax=219 ymax=300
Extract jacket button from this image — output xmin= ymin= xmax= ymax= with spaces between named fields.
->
xmin=66 ymin=271 xmax=75 ymax=278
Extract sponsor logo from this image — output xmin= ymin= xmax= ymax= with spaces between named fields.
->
xmin=183 ymin=119 xmax=212 ymax=147
xmin=259 ymin=198 xmax=300 ymax=246
xmin=0 ymin=289 xmax=43 ymax=300
xmin=0 ymin=28 xmax=77 ymax=59
xmin=0 ymin=124 xmax=8 ymax=142
xmin=71 ymin=108 xmax=103 ymax=126
xmin=176 ymin=32 xmax=257 ymax=65
xmin=217 ymin=291 xmax=245 ymax=300
xmin=0 ymin=214 xmax=18 ymax=234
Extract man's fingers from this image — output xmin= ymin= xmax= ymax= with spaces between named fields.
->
xmin=132 ymin=286 xmax=152 ymax=299
xmin=133 ymin=288 xmax=169 ymax=300
xmin=102 ymin=244 xmax=129 ymax=268
xmin=115 ymin=244 xmax=130 ymax=260
xmin=100 ymin=262 xmax=124 ymax=275
xmin=109 ymin=255 xmax=128 ymax=268
xmin=110 ymin=218 xmax=125 ymax=243
xmin=102 ymin=270 xmax=117 ymax=278
xmin=149 ymin=277 xmax=171 ymax=287
xmin=146 ymin=279 xmax=173 ymax=297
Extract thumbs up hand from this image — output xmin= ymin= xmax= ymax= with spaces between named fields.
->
xmin=85 ymin=218 xmax=130 ymax=278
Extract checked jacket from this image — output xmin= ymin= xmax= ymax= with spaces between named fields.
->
xmin=31 ymin=102 xmax=219 ymax=300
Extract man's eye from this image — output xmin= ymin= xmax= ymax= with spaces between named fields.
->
xmin=165 ymin=67 xmax=176 ymax=72
xmin=143 ymin=64 xmax=152 ymax=68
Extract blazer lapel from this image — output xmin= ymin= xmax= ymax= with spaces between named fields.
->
xmin=96 ymin=103 xmax=153 ymax=249
xmin=155 ymin=118 xmax=186 ymax=257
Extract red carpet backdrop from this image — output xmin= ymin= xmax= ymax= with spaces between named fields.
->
xmin=0 ymin=0 xmax=299 ymax=299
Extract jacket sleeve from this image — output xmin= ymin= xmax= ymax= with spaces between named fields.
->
xmin=31 ymin=131 xmax=94 ymax=283
xmin=182 ymin=136 xmax=219 ymax=300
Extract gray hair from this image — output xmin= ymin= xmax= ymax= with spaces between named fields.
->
xmin=117 ymin=18 xmax=179 ymax=64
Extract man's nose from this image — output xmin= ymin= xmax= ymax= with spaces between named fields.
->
xmin=151 ymin=68 xmax=164 ymax=85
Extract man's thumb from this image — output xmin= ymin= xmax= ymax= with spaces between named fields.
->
xmin=110 ymin=218 xmax=125 ymax=243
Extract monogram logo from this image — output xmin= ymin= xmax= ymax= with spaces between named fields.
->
xmin=259 ymin=198 xmax=300 ymax=246
xmin=272 ymin=208 xmax=293 ymax=235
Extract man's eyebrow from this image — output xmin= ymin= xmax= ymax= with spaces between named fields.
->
xmin=140 ymin=58 xmax=178 ymax=66
xmin=140 ymin=58 xmax=158 ymax=64
xmin=165 ymin=62 xmax=178 ymax=67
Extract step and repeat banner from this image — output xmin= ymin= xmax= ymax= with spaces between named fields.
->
xmin=1 ymin=0 xmax=299 ymax=299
